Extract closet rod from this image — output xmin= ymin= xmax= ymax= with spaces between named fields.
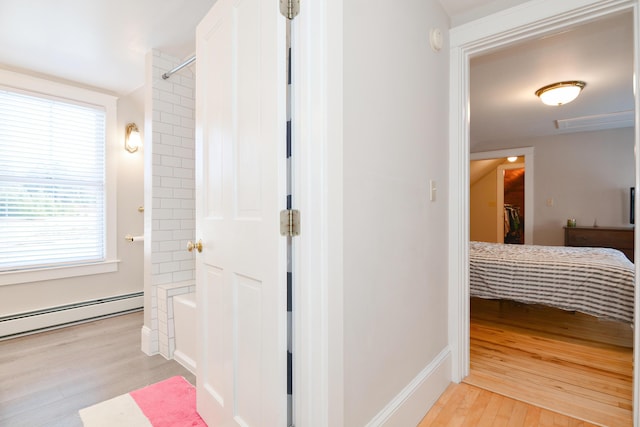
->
xmin=162 ymin=56 xmax=196 ymax=80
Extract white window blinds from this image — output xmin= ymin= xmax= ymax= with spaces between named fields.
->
xmin=0 ymin=89 xmax=106 ymax=271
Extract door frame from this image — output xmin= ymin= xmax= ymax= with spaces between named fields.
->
xmin=448 ymin=0 xmax=640 ymax=425
xmin=291 ymin=1 xmax=345 ymax=426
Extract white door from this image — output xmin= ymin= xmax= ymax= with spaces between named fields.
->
xmin=194 ymin=0 xmax=287 ymax=425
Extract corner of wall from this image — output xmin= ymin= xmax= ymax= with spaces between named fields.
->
xmin=365 ymin=347 xmax=451 ymax=427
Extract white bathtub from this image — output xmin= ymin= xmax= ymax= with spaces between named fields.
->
xmin=173 ymin=292 xmax=196 ymax=374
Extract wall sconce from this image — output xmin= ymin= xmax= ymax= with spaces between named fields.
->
xmin=125 ymin=123 xmax=141 ymax=153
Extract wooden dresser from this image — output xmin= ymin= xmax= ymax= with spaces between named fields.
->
xmin=564 ymin=226 xmax=635 ymax=262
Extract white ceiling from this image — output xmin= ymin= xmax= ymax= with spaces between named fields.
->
xmin=0 ymin=0 xmax=523 ymax=97
xmin=0 ymin=0 xmax=216 ymax=96
xmin=470 ymin=11 xmax=634 ymax=150
xmin=0 ymin=0 xmax=632 ymax=148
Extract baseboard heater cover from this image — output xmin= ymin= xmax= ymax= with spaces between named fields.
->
xmin=0 ymin=292 xmax=143 ymax=339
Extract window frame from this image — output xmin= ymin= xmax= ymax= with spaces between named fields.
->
xmin=0 ymin=69 xmax=118 ymax=286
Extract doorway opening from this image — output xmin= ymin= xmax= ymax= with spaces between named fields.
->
xmin=449 ymin=2 xmax=638 ymax=425
xmin=470 ymin=148 xmax=533 ymax=245
xmin=500 ymin=163 xmax=524 ymax=244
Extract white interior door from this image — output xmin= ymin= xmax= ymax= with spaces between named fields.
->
xmin=194 ymin=0 xmax=287 ymax=425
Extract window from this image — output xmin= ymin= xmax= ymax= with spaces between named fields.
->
xmin=0 ymin=70 xmax=117 ymax=284
xmin=0 ymin=89 xmax=106 ymax=270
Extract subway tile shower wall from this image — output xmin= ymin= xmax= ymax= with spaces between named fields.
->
xmin=148 ymin=50 xmax=196 ymax=356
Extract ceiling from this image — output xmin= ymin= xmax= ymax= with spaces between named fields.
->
xmin=0 ymin=0 xmax=521 ymax=97
xmin=0 ymin=0 xmax=632 ymax=148
xmin=0 ymin=0 xmax=216 ymax=96
xmin=470 ymin=11 xmax=634 ymax=150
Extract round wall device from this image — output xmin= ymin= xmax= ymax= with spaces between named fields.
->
xmin=430 ymin=28 xmax=443 ymax=52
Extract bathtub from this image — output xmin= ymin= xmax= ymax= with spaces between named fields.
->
xmin=173 ymin=292 xmax=196 ymax=374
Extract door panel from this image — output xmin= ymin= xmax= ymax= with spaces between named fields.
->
xmin=195 ymin=0 xmax=287 ymax=424
xmin=203 ymin=266 xmax=225 ymax=406
xmin=235 ymin=274 xmax=263 ymax=425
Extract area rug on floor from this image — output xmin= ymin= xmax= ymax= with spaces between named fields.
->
xmin=79 ymin=376 xmax=207 ymax=427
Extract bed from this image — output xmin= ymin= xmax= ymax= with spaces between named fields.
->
xmin=469 ymin=241 xmax=635 ymax=323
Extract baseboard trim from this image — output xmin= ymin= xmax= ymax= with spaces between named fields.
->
xmin=366 ymin=346 xmax=452 ymax=427
xmin=141 ymin=325 xmax=159 ymax=356
xmin=174 ymin=349 xmax=196 ymax=375
xmin=140 ymin=326 xmax=160 ymax=356
xmin=0 ymin=293 xmax=143 ymax=339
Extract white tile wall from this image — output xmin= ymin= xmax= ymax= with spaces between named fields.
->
xmin=148 ymin=50 xmax=196 ymax=359
xmin=157 ymin=281 xmax=195 ymax=358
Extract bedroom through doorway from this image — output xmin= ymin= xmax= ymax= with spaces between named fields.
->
xmin=464 ymin=7 xmax=636 ymax=426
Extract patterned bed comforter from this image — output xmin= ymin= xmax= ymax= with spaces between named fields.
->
xmin=469 ymin=241 xmax=635 ymax=323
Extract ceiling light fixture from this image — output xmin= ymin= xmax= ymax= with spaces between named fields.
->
xmin=535 ymin=80 xmax=586 ymax=106
xmin=507 ymin=156 xmax=518 ymax=162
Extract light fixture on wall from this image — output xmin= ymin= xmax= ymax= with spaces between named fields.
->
xmin=535 ymin=81 xmax=586 ymax=106
xmin=125 ymin=123 xmax=141 ymax=153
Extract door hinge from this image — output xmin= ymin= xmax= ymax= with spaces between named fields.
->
xmin=280 ymin=209 xmax=300 ymax=237
xmin=280 ymin=0 xmax=300 ymax=20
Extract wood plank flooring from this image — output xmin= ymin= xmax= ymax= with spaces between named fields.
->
xmin=464 ymin=299 xmax=633 ymax=426
xmin=418 ymin=382 xmax=601 ymax=427
xmin=0 ymin=311 xmax=195 ymax=427
xmin=2 ymin=301 xmax=632 ymax=426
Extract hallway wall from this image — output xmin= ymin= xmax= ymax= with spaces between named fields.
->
xmin=340 ymin=0 xmax=451 ymax=424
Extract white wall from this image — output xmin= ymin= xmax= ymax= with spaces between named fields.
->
xmin=118 ymin=87 xmax=146 ymax=287
xmin=0 ymin=80 xmax=144 ymax=321
xmin=341 ymin=0 xmax=451 ymax=424
xmin=470 ymin=167 xmax=499 ymax=242
xmin=473 ymin=127 xmax=634 ymax=245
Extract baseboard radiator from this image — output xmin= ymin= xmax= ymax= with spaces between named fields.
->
xmin=0 ymin=292 xmax=143 ymax=340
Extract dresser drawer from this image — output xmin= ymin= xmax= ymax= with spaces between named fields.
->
xmin=564 ymin=226 xmax=634 ymax=262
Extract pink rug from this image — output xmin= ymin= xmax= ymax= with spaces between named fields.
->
xmin=79 ymin=376 xmax=207 ymax=427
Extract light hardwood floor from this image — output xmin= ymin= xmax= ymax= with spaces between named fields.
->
xmin=0 ymin=311 xmax=195 ymax=427
xmin=420 ymin=299 xmax=633 ymax=426
xmin=3 ymin=303 xmax=631 ymax=426
xmin=418 ymin=382 xmax=601 ymax=426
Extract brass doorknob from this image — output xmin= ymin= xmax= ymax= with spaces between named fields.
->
xmin=187 ymin=239 xmax=203 ymax=253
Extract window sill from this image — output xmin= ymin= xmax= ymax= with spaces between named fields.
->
xmin=0 ymin=260 xmax=120 ymax=286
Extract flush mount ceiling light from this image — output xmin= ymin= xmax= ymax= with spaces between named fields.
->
xmin=507 ymin=156 xmax=518 ymax=162
xmin=535 ymin=80 xmax=586 ymax=106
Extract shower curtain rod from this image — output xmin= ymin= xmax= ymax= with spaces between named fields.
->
xmin=162 ymin=55 xmax=196 ymax=80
